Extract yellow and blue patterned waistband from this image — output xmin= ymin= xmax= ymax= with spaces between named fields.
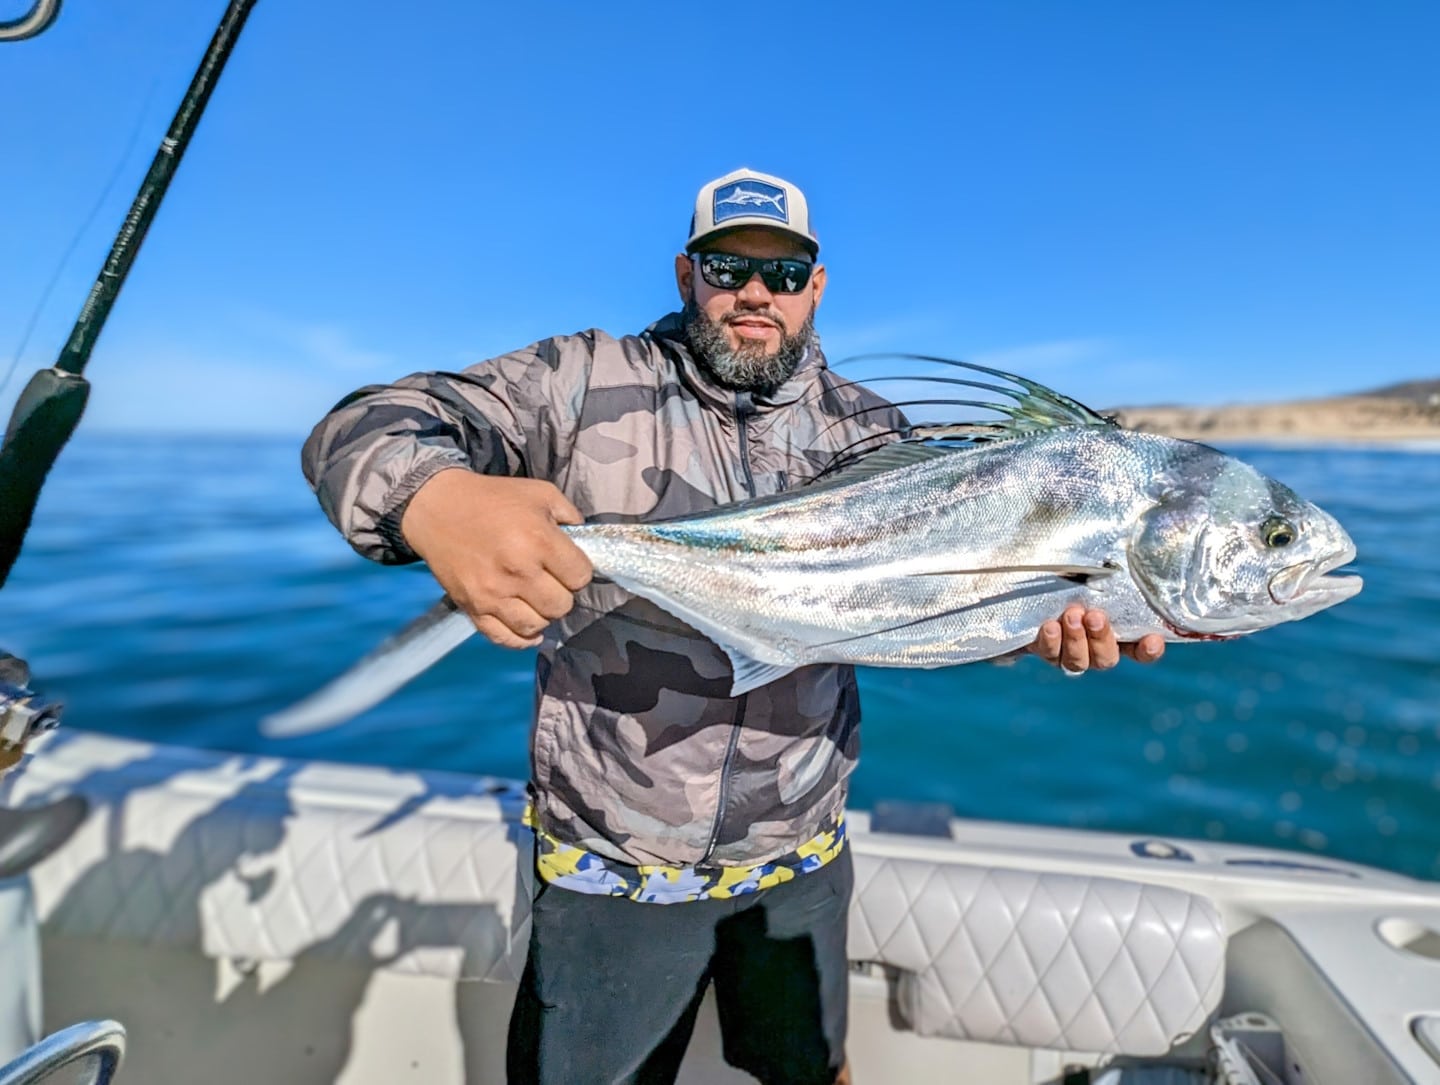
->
xmin=524 ymin=806 xmax=847 ymax=905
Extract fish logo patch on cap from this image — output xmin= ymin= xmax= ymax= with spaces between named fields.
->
xmin=713 ymin=179 xmax=788 ymax=225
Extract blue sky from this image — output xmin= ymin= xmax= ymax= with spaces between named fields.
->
xmin=1 ymin=0 xmax=1436 ymax=434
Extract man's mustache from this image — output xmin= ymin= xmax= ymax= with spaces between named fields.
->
xmin=723 ymin=310 xmax=788 ymax=334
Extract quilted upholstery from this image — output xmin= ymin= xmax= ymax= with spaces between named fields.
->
xmin=849 ymin=854 xmax=1225 ymax=1055
xmin=6 ymin=732 xmax=1225 ymax=1055
xmin=5 ymin=733 xmax=532 ymax=983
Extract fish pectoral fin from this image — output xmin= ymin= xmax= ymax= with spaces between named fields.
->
xmin=912 ymin=562 xmax=1117 ymax=583
xmin=715 ymin=640 xmax=799 ymax=697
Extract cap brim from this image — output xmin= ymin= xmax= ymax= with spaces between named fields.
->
xmin=686 ymin=223 xmax=819 ymax=258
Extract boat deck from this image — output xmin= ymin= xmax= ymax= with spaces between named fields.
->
xmin=5 ymin=730 xmax=1440 ymax=1083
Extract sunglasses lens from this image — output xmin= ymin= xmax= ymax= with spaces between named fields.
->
xmin=761 ymin=260 xmax=811 ymax=293
xmin=699 ymin=253 xmax=752 ymax=290
xmin=698 ymin=254 xmax=812 ymax=294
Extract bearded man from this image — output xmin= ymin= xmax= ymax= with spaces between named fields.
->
xmin=302 ymin=168 xmax=1163 ymax=1084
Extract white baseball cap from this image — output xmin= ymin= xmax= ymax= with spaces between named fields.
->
xmin=686 ymin=167 xmax=819 ymax=257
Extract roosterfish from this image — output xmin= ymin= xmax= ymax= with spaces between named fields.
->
xmin=263 ymin=359 xmax=1361 ymax=737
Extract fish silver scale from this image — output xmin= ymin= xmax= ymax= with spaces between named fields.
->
xmin=568 ymin=427 xmax=1203 ymax=669
xmin=261 ymin=414 xmax=1360 ymax=735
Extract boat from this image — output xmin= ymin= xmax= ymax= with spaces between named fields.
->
xmin=6 ymin=726 xmax=1440 ymax=1083
xmin=5 ymin=5 xmax=1440 ymax=1083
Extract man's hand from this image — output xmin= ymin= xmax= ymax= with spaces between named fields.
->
xmin=1029 ymin=605 xmax=1165 ymax=674
xmin=400 ymin=469 xmax=593 ymax=649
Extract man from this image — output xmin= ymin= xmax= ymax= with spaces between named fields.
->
xmin=302 ymin=168 xmax=1164 ymax=1084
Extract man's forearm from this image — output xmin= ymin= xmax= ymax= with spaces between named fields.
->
xmin=302 ymin=378 xmax=523 ymax=564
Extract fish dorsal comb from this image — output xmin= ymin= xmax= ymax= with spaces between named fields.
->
xmin=808 ymin=440 xmax=955 ymax=486
xmin=834 ymin=354 xmax=1116 ymax=436
xmin=811 ymin=357 xmax=1116 ymax=483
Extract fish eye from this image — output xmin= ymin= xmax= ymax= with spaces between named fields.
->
xmin=1260 ymin=516 xmax=1297 ymax=548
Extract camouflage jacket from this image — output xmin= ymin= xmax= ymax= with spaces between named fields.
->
xmin=302 ymin=312 xmax=904 ymax=868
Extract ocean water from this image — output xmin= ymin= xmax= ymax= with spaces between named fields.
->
xmin=3 ymin=433 xmax=1439 ymax=878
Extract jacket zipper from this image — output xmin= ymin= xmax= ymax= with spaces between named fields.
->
xmin=733 ymin=391 xmax=758 ymax=499
xmin=702 ymin=692 xmax=746 ymax=863
xmin=701 ymin=393 xmax=760 ymax=865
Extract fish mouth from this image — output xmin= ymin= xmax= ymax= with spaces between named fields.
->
xmin=1268 ymin=543 xmax=1363 ymax=606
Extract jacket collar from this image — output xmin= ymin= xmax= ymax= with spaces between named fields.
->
xmin=644 ymin=311 xmax=828 ymax=413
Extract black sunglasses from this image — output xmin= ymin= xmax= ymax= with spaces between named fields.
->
xmin=694 ymin=252 xmax=813 ymax=294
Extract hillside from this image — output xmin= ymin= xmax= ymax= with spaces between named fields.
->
xmin=1107 ymin=380 xmax=1440 ymax=442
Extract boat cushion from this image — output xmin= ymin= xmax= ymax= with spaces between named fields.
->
xmin=7 ymin=732 xmax=1223 ymax=1056
xmin=850 ymin=853 xmax=1225 ymax=1055
xmin=4 ymin=732 xmax=533 ymax=984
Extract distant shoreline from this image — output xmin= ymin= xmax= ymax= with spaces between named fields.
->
xmin=1107 ymin=393 xmax=1440 ymax=446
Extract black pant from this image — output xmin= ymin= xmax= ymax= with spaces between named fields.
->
xmin=507 ymin=848 xmax=853 ymax=1085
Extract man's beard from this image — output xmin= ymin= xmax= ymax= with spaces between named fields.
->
xmin=683 ymin=299 xmax=818 ymax=396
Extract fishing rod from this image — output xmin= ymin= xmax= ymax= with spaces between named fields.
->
xmin=0 ymin=0 xmax=261 ymax=590
xmin=0 ymin=0 xmax=261 ymax=772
